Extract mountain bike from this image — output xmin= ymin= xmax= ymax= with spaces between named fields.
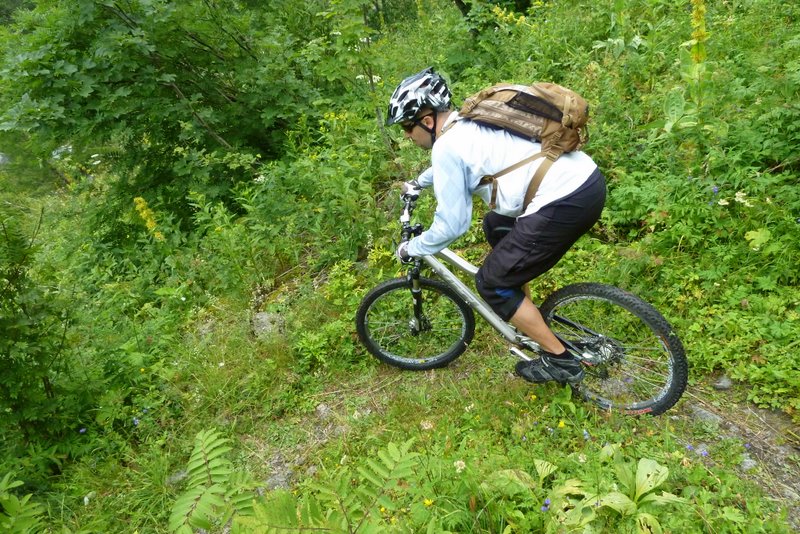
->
xmin=355 ymin=194 xmax=688 ymax=415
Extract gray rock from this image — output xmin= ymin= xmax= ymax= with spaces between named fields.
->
xmin=196 ymin=319 xmax=216 ymax=339
xmin=265 ymin=471 xmax=291 ymax=490
xmin=689 ymin=405 xmax=724 ymax=425
xmin=713 ymin=375 xmax=733 ymax=390
xmin=740 ymin=454 xmax=758 ymax=471
xmin=252 ymin=312 xmax=284 ymax=338
xmin=166 ymin=469 xmax=188 ymax=486
xmin=316 ymin=403 xmax=332 ymax=420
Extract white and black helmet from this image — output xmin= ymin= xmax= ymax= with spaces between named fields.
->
xmin=386 ymin=67 xmax=452 ymax=126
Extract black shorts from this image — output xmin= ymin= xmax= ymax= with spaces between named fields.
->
xmin=475 ymin=168 xmax=607 ymax=320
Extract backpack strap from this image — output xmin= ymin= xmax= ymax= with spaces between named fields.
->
xmin=479 ymin=151 xmax=545 ymax=209
xmin=522 ymin=153 xmax=558 ymax=211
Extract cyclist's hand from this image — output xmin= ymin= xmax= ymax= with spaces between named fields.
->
xmin=400 ymin=179 xmax=421 ymax=200
xmin=396 ymin=241 xmax=414 ymax=264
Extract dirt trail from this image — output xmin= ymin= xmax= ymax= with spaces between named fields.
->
xmin=678 ymin=385 xmax=800 ymax=530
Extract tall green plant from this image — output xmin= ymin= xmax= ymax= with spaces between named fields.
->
xmin=169 ymin=429 xmax=254 ymax=533
xmin=0 ymin=206 xmax=72 ymax=440
xmin=239 ymin=439 xmax=426 ymax=533
xmin=0 ymin=473 xmax=43 ymax=534
xmin=0 ymin=0 xmax=373 ymax=212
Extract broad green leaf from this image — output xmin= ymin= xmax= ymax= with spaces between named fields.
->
xmin=614 ymin=460 xmax=636 ymax=496
xmin=600 ymin=443 xmax=621 ymax=463
xmin=638 ymin=491 xmax=686 ymax=507
xmin=745 ymin=228 xmax=771 ymax=250
xmin=663 ymin=88 xmax=685 ymax=124
xmin=480 ymin=469 xmax=536 ymax=498
xmin=636 ymin=512 xmax=664 ymax=534
xmin=597 ymin=491 xmax=637 ymax=515
xmin=564 ymin=501 xmax=597 ymax=527
xmin=634 ymin=459 xmax=669 ymax=502
xmin=533 ymin=459 xmax=557 ymax=483
xmin=552 ymin=478 xmax=586 ymax=498
xmin=720 ymin=505 xmax=746 ymax=523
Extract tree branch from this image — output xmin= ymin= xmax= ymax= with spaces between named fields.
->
xmin=167 ymin=82 xmax=233 ymax=149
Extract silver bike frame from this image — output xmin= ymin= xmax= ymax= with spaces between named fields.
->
xmin=422 ymin=248 xmax=540 ymax=359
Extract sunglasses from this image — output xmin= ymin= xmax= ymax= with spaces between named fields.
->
xmin=400 ymin=113 xmax=433 ymax=133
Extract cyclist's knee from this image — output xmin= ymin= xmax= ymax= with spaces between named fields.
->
xmin=476 ymin=269 xmax=525 ymax=321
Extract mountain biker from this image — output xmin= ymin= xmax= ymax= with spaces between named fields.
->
xmin=387 ymin=67 xmax=606 ymax=385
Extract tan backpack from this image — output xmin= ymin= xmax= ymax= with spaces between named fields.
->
xmin=458 ymin=82 xmax=589 ymax=211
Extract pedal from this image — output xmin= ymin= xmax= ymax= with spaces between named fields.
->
xmin=509 ymin=346 xmax=533 ymax=361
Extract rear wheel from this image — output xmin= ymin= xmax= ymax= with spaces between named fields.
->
xmin=356 ymin=277 xmax=475 ymax=370
xmin=539 ymin=283 xmax=688 ymax=415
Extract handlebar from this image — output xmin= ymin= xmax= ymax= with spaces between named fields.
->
xmin=400 ymin=194 xmax=423 ymax=244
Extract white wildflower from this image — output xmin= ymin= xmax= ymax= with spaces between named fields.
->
xmin=734 ymin=191 xmax=753 ymax=206
xmin=718 ymin=198 xmax=730 ymax=206
xmin=356 ymin=74 xmax=381 ymax=83
xmin=454 ymin=460 xmax=466 ymax=473
xmin=420 ymin=420 xmax=434 ymax=431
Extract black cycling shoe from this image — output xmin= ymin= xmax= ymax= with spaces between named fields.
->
xmin=515 ymin=353 xmax=585 ymax=385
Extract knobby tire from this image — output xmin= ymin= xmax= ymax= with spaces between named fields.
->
xmin=356 ymin=277 xmax=475 ymax=370
xmin=540 ymin=283 xmax=688 ymax=415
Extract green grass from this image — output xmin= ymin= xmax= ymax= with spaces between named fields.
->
xmin=2 ymin=0 xmax=799 ymax=531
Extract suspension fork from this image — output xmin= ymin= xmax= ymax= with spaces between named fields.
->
xmin=407 ymin=262 xmax=430 ymax=334
xmin=399 ymin=195 xmax=427 ymax=334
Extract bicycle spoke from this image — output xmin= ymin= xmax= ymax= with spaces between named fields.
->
xmin=356 ymin=277 xmax=475 ymax=369
xmin=540 ymin=284 xmax=687 ymax=414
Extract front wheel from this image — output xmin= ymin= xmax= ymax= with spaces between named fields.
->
xmin=540 ymin=283 xmax=688 ymax=415
xmin=356 ymin=277 xmax=475 ymax=370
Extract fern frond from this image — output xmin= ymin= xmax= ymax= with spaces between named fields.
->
xmin=185 ymin=429 xmax=233 ymax=487
xmin=168 ymin=484 xmax=226 ymax=534
xmin=238 ymin=490 xmax=303 ymax=533
xmin=169 ymin=428 xmax=253 ymax=533
xmin=0 ymin=473 xmax=44 ymax=534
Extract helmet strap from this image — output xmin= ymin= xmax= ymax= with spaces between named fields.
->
xmin=418 ymin=113 xmax=439 ymax=145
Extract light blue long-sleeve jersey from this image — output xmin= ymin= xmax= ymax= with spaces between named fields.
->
xmin=406 ymin=112 xmax=598 ymax=258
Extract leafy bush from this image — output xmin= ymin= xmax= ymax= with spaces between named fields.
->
xmin=1 ymin=0 xmax=799 ymax=530
xmin=0 ymin=206 xmax=76 ymax=441
xmin=0 ymin=472 xmax=43 ymax=534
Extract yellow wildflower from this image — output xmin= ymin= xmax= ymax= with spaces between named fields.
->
xmin=423 ymin=498 xmax=434 ymax=507
xmin=134 ymin=196 xmax=165 ymax=241
xmin=558 ymin=420 xmax=566 ymax=428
